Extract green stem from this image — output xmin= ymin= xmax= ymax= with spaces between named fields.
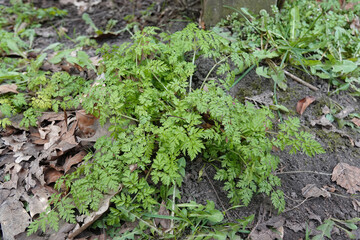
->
xmin=200 ymin=56 xmax=228 ymax=90
xmin=119 ymin=114 xmax=139 ymax=122
xmin=189 ymin=50 xmax=197 ymax=93
xmin=230 ymin=64 xmax=255 ymax=90
xmin=152 ymin=73 xmax=169 ymax=92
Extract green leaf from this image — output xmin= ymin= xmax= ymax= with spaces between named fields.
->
xmin=332 ymin=60 xmax=357 ymax=74
xmin=290 ymin=6 xmax=300 ymax=40
xmin=82 ymin=13 xmax=100 ymax=33
xmin=314 ymin=219 xmax=335 ymax=239
xmin=6 ymin=39 xmax=27 ymax=58
xmin=256 ymin=66 xmax=270 ymax=78
xmin=270 ymin=104 xmax=289 ymax=113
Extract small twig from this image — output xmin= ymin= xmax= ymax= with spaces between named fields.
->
xmin=247 ymin=205 xmax=264 ymax=239
xmin=283 ymin=197 xmax=310 ymax=213
xmin=200 ymin=56 xmax=228 ymax=90
xmin=203 ymin=168 xmax=231 ymax=220
xmin=283 ymin=193 xmax=304 ymax=203
xmin=170 ymin=181 xmax=176 ymax=235
xmin=284 ymin=70 xmax=319 ymax=91
xmin=189 ymin=50 xmax=197 ymax=93
xmin=330 ymin=192 xmax=360 ymax=199
xmin=275 ymin=170 xmax=332 ymax=176
xmin=119 ymin=114 xmax=139 ymax=122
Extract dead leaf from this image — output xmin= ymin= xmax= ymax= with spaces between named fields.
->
xmin=68 ymin=188 xmax=120 ymax=239
xmin=2 ymin=163 xmax=22 ymax=190
xmin=245 ymin=90 xmax=274 ymax=107
xmin=301 ymin=184 xmax=331 ymax=198
xmin=285 ymin=220 xmax=305 ymax=232
xmin=0 ymin=197 xmax=31 ymax=240
xmin=39 ymin=112 xmax=65 ymax=123
xmin=322 ymin=105 xmax=330 ymax=115
xmin=35 ymin=27 xmax=57 ymax=38
xmin=323 ymin=185 xmax=337 ymax=193
xmin=0 ymin=84 xmax=18 ymax=94
xmin=76 ymin=110 xmax=97 ymax=138
xmin=352 ymin=118 xmax=360 ymax=127
xmin=89 ymin=56 xmax=102 ymax=67
xmin=310 ymin=115 xmax=334 ymax=129
xmin=42 ymin=123 xmax=61 ymax=150
xmin=332 ymin=163 xmax=360 ymax=194
xmin=352 ymin=199 xmax=360 ymax=212
xmin=344 ymin=1 xmax=360 ymax=10
xmin=64 ymin=151 xmax=87 ymax=173
xmin=307 ymin=211 xmax=322 ymax=224
xmin=22 ymin=189 xmax=49 ymax=217
xmin=249 ymin=226 xmax=284 ymax=240
xmin=350 ymin=16 xmax=360 ymax=34
xmin=129 ymin=163 xmax=138 ymax=173
xmin=44 ymin=167 xmax=63 ymax=184
xmin=335 ymin=106 xmax=354 ymax=119
xmin=296 ymin=96 xmax=316 ymax=115
xmin=155 ymin=200 xmax=171 ymax=230
xmin=76 ymin=119 xmax=112 ymax=144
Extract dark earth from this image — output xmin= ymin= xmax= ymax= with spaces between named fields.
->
xmin=2 ymin=0 xmax=360 ymax=239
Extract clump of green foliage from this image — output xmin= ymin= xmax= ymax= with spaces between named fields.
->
xmin=0 ymin=0 xmax=67 ymax=28
xmin=27 ymin=23 xmax=324 ymax=238
xmin=219 ymin=0 xmax=360 ymax=93
xmin=0 ymin=0 xmax=75 ymax=127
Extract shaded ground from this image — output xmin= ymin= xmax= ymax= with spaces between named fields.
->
xmin=1 ymin=0 xmax=360 ymax=239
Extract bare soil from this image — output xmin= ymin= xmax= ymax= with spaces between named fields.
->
xmin=1 ymin=0 xmax=360 ymax=239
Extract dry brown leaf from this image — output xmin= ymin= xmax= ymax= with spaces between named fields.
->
xmin=129 ymin=163 xmax=138 ymax=173
xmin=332 ymin=163 xmax=360 ymax=194
xmin=296 ymin=96 xmax=316 ymax=115
xmin=249 ymin=226 xmax=284 ymax=240
xmin=32 ymin=138 xmax=50 ymax=145
xmin=89 ymin=56 xmax=102 ymax=67
xmin=344 ymin=1 xmax=360 ymax=10
xmin=39 ymin=112 xmax=65 ymax=123
xmin=335 ymin=106 xmax=354 ymax=119
xmin=76 ymin=119 xmax=112 ymax=144
xmin=322 ymin=105 xmax=331 ymax=115
xmin=285 ymin=220 xmax=305 ymax=233
xmin=68 ymin=189 xmax=120 ymax=239
xmin=0 ymin=84 xmax=18 ymax=94
xmin=61 ymin=119 xmax=78 ymax=145
xmin=44 ymin=168 xmax=63 ymax=184
xmin=22 ymin=190 xmax=49 ymax=217
xmin=350 ymin=16 xmax=360 ymax=34
xmin=64 ymin=151 xmax=87 ymax=173
xmin=0 ymin=197 xmax=31 ymax=240
xmin=301 ymin=184 xmax=331 ymax=198
xmin=351 ymin=118 xmax=360 ymax=127
xmin=352 ymin=199 xmax=360 ymax=212
xmin=76 ymin=110 xmax=97 ymax=138
xmin=42 ymin=123 xmax=61 ymax=150
xmin=2 ymin=163 xmax=22 ymax=189
xmin=323 ymin=185 xmax=337 ymax=193
xmin=155 ymin=200 xmax=171 ymax=230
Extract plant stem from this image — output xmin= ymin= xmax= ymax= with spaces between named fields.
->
xmin=119 ymin=114 xmax=139 ymax=122
xmin=284 ymin=70 xmax=319 ymax=91
xmin=230 ymin=64 xmax=255 ymax=90
xmin=200 ymin=56 xmax=228 ymax=90
xmin=152 ymin=73 xmax=169 ymax=92
xmin=170 ymin=181 xmax=176 ymax=235
xmin=275 ymin=170 xmax=331 ymax=176
xmin=189 ymin=50 xmax=197 ymax=93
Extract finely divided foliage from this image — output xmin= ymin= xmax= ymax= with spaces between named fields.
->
xmin=28 ymin=23 xmax=324 ymax=235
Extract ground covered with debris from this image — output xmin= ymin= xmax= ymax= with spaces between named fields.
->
xmin=1 ymin=0 xmax=360 ymax=239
